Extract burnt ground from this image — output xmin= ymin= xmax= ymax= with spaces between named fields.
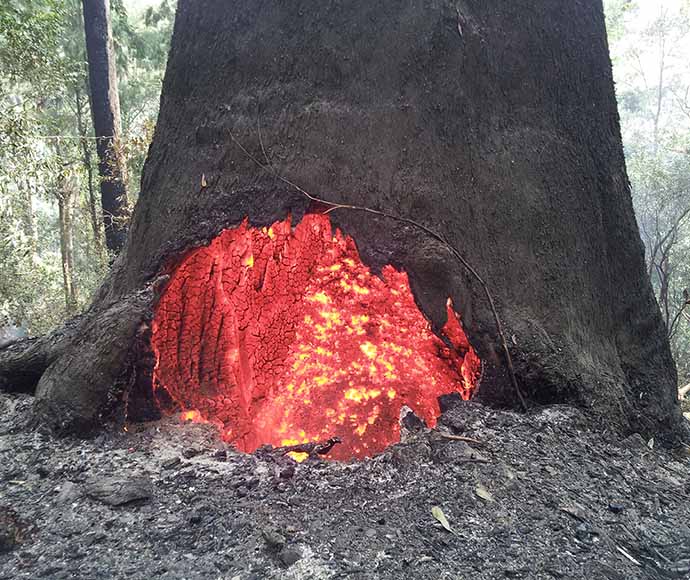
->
xmin=1 ymin=393 xmax=689 ymax=580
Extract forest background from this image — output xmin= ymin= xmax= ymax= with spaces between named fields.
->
xmin=1 ymin=0 xmax=690 ymax=387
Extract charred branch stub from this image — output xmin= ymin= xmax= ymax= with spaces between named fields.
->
xmin=257 ymin=436 xmax=343 ymax=462
xmin=152 ymin=214 xmax=480 ymax=460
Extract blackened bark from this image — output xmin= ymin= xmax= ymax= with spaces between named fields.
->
xmin=82 ymin=0 xmax=128 ymax=253
xmin=0 ymin=316 xmax=83 ymax=393
xmin=33 ymin=290 xmax=154 ymax=434
xmin=1 ymin=0 xmax=684 ymax=443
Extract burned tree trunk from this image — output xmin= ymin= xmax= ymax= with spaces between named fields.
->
xmin=82 ymin=0 xmax=129 ymax=253
xmin=1 ymin=0 xmax=685 ymax=444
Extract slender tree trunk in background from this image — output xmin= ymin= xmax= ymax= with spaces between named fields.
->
xmin=82 ymin=0 xmax=129 ymax=253
xmin=75 ymin=85 xmax=103 ymax=250
xmin=56 ymin=175 xmax=78 ymax=314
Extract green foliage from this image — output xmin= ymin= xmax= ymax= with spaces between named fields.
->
xmin=119 ymin=0 xmax=174 ymax=190
xmin=604 ymin=0 xmax=637 ymax=44
xmin=0 ymin=0 xmax=67 ymax=86
xmin=0 ymin=0 xmax=175 ymax=335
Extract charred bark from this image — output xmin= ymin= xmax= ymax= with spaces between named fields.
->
xmin=0 ymin=0 xmax=685 ymax=442
xmin=0 ymin=287 xmax=153 ymax=428
xmin=82 ymin=0 xmax=129 ymax=253
xmin=33 ymin=289 xmax=154 ymax=435
xmin=0 ymin=316 xmax=83 ymax=394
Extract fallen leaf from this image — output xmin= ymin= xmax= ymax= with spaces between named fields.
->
xmin=431 ymin=506 xmax=454 ymax=533
xmin=559 ymin=503 xmax=587 ymax=521
xmin=647 ymin=437 xmax=655 ymax=450
xmin=475 ymin=484 xmax=494 ymax=503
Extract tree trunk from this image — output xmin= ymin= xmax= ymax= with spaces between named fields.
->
xmin=82 ymin=0 xmax=129 ymax=253
xmin=75 ymin=84 xmax=103 ymax=250
xmin=1 ymin=0 xmax=686 ymax=444
xmin=57 ymin=173 xmax=78 ymax=314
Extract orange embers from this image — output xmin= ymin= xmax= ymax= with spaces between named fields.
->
xmin=152 ymin=214 xmax=480 ymax=460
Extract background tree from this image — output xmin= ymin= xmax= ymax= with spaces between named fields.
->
xmin=0 ymin=0 xmax=174 ymax=334
xmin=82 ymin=0 xmax=129 ymax=253
xmin=605 ymin=0 xmax=690 ymax=385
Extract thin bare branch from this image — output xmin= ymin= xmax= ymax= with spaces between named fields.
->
xmin=667 ymin=298 xmax=690 ymax=340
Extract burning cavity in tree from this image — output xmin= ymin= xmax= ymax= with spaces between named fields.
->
xmin=151 ymin=214 xmax=480 ymax=460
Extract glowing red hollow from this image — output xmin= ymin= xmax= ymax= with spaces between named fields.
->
xmin=152 ymin=214 xmax=480 ymax=460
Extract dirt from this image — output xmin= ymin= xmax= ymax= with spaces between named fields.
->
xmin=1 ymin=392 xmax=689 ymax=580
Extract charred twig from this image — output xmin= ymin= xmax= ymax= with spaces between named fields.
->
xmin=277 ymin=437 xmax=343 ymax=458
xmin=256 ymin=112 xmax=271 ymax=168
xmin=666 ymin=290 xmax=690 ymax=340
xmin=228 ymin=131 xmax=528 ymax=412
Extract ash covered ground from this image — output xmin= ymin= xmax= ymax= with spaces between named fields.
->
xmin=1 ymin=392 xmax=689 ymax=580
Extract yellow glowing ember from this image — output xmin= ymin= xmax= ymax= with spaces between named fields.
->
xmin=182 ymin=410 xmax=201 ymax=421
xmin=360 ymin=342 xmax=377 ymax=359
xmin=310 ymin=292 xmax=330 ymax=304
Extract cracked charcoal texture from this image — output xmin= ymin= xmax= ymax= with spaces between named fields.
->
xmin=5 ymin=0 xmax=684 ymax=440
xmin=152 ymin=215 xmax=479 ymax=459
